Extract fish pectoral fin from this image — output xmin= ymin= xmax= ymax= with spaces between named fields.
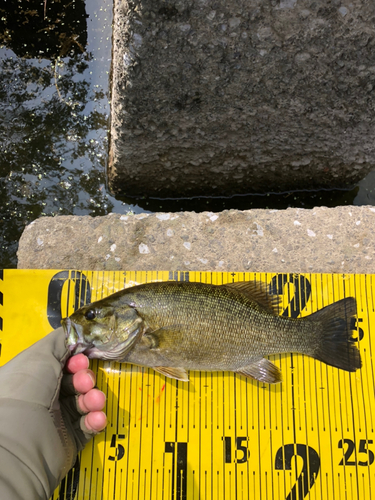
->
xmin=222 ymin=281 xmax=281 ymax=315
xmin=145 ymin=325 xmax=186 ymax=351
xmin=153 ymin=366 xmax=189 ymax=382
xmin=236 ymin=358 xmax=282 ymax=384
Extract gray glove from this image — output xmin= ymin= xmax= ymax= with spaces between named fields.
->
xmin=0 ymin=327 xmax=98 ymax=500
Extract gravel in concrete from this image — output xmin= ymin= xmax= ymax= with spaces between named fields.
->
xmin=109 ymin=0 xmax=375 ymax=197
xmin=17 ymin=206 xmax=375 ymax=273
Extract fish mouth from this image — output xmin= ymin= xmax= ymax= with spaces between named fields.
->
xmin=61 ymin=316 xmax=145 ymax=359
xmin=61 ymin=317 xmax=94 ymax=355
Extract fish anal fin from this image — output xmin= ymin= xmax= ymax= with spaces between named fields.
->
xmin=223 ymin=281 xmax=281 ymax=314
xmin=154 ymin=366 xmax=189 ymax=382
xmin=236 ymin=358 xmax=282 ymax=384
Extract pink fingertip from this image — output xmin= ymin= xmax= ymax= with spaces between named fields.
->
xmin=79 ymin=389 xmax=106 ymax=413
xmin=73 ymin=369 xmax=96 ymax=394
xmin=66 ymin=354 xmax=90 ymax=373
xmin=85 ymin=411 xmax=107 ymax=432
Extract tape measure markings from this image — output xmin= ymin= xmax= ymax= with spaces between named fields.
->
xmin=356 ymin=276 xmax=373 ymax=497
xmin=2 ymin=270 xmax=374 ymax=499
xmin=348 ymin=275 xmax=367 ymax=498
xmin=101 ymin=274 xmax=368 ymax=500
xmin=363 ymin=275 xmax=375 ymax=428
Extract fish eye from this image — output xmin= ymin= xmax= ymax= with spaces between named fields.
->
xmin=85 ymin=310 xmax=96 ymax=320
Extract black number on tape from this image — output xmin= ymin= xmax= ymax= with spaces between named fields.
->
xmin=224 ymin=436 xmax=249 ymax=463
xmin=165 ymin=442 xmax=188 ymax=500
xmin=339 ymin=439 xmax=374 ymax=466
xmin=47 ymin=271 xmax=91 ymax=328
xmin=275 ymin=444 xmax=320 ymax=500
xmin=270 ymin=274 xmax=311 ymax=318
xmin=169 ymin=271 xmax=190 ymax=282
xmin=224 ymin=436 xmax=231 ymax=463
xmin=350 ymin=317 xmax=364 ymax=342
xmin=358 ymin=440 xmax=375 ymax=466
xmin=108 ymin=434 xmax=125 ymax=461
xmin=338 ymin=438 xmax=356 ymax=466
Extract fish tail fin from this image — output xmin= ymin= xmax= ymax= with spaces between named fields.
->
xmin=308 ymin=297 xmax=361 ymax=372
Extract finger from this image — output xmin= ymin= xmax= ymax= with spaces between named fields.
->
xmin=72 ymin=369 xmax=96 ymax=394
xmin=60 ymin=369 xmax=96 ymax=397
xmin=65 ymin=354 xmax=89 ymax=374
xmin=82 ymin=411 xmax=107 ymax=434
xmin=77 ymin=389 xmax=106 ymax=414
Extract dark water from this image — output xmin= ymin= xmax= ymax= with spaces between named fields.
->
xmin=0 ymin=0 xmax=374 ymax=268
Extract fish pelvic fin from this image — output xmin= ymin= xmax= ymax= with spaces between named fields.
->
xmin=235 ymin=358 xmax=282 ymax=384
xmin=222 ymin=281 xmax=281 ymax=315
xmin=154 ymin=366 xmax=189 ymax=382
xmin=308 ymin=297 xmax=361 ymax=372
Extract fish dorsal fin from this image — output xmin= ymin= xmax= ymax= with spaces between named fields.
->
xmin=223 ymin=281 xmax=281 ymax=314
xmin=236 ymin=358 xmax=282 ymax=384
xmin=153 ymin=366 xmax=189 ymax=382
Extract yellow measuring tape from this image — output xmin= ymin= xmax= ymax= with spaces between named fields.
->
xmin=0 ymin=269 xmax=373 ymax=500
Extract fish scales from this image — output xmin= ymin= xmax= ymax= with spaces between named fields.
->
xmin=119 ymin=282 xmax=314 ymax=369
xmin=62 ymin=280 xmax=361 ymax=384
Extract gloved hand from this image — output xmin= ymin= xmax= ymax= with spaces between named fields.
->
xmin=0 ymin=327 xmax=107 ymax=500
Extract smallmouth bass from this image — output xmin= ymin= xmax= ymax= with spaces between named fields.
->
xmin=61 ymin=280 xmax=361 ymax=383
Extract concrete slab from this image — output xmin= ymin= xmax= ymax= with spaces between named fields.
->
xmin=17 ymin=206 xmax=375 ymax=273
xmin=109 ymin=0 xmax=375 ymax=197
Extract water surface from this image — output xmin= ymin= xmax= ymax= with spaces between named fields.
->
xmin=0 ymin=0 xmax=374 ymax=268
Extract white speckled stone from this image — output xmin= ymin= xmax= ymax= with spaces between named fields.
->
xmin=109 ymin=0 xmax=375 ymax=198
xmin=17 ymin=207 xmax=375 ymax=273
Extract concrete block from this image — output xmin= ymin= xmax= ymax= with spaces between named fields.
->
xmin=17 ymin=206 xmax=375 ymax=274
xmin=109 ymin=0 xmax=375 ymax=197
